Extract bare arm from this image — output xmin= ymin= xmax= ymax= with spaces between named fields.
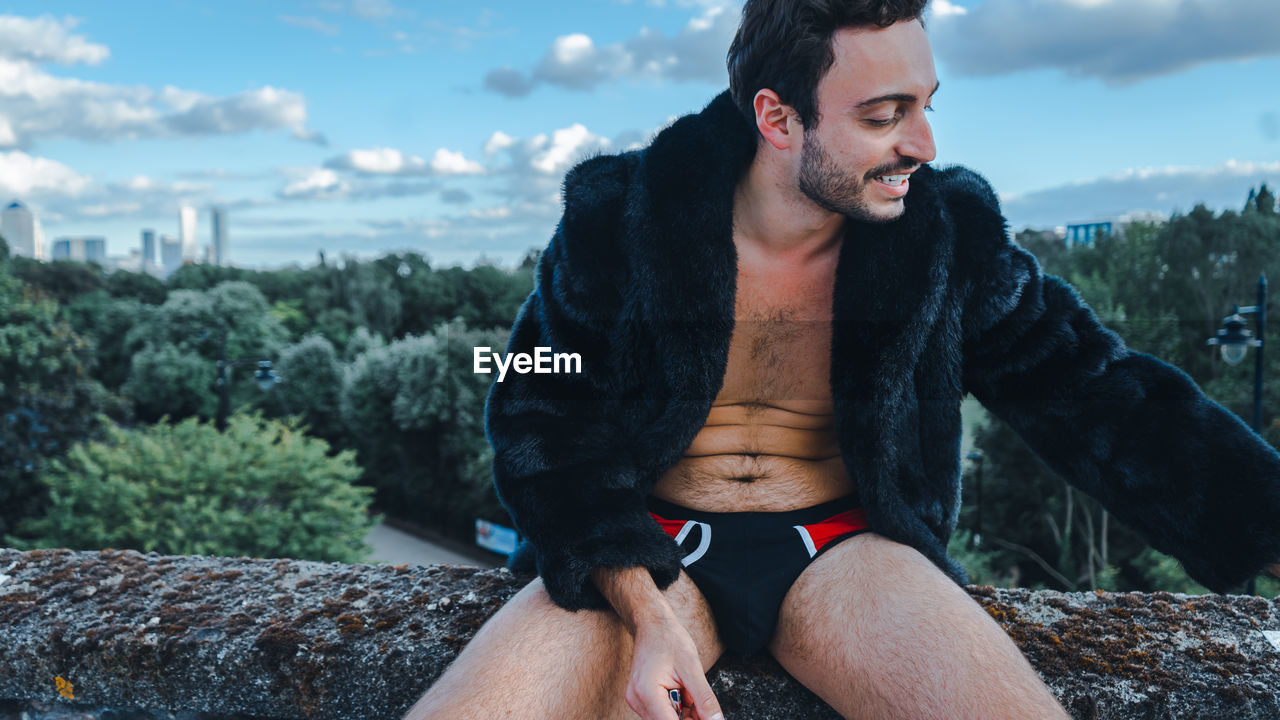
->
xmin=591 ymin=567 xmax=724 ymax=720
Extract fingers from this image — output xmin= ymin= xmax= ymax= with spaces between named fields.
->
xmin=624 ymin=682 xmax=683 ymax=720
xmin=680 ymin=672 xmax=724 ymax=720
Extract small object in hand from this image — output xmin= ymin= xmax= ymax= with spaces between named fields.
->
xmin=669 ymin=688 xmax=682 ymax=715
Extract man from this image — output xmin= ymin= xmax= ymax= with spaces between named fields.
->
xmin=405 ymin=1 xmax=1280 ymax=718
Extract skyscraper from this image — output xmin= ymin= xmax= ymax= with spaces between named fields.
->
xmin=51 ymin=237 xmax=107 ymax=264
xmin=1 ymin=200 xmax=45 ymax=259
xmin=211 ymin=207 xmax=227 ymax=266
xmin=141 ymin=229 xmax=157 ymax=271
xmin=179 ymin=205 xmax=197 ymax=261
xmin=161 ymin=234 xmax=183 ymax=275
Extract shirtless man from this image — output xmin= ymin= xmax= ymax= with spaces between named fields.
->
xmin=405 ymin=1 xmax=1280 ymax=718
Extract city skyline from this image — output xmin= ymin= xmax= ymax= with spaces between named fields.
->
xmin=0 ymin=1 xmax=1278 ymax=269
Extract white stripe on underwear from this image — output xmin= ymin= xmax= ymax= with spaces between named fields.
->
xmin=679 ymin=521 xmax=711 ymax=567
xmin=794 ymin=525 xmax=818 ymax=558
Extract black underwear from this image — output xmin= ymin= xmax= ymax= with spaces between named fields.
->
xmin=646 ymin=495 xmax=870 ymax=654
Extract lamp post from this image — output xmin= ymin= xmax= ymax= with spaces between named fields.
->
xmin=1206 ymin=273 xmax=1267 ymax=432
xmin=966 ymin=450 xmax=985 ymax=548
xmin=213 ymin=326 xmax=281 ymax=432
xmin=1206 ymin=272 xmax=1267 ymax=594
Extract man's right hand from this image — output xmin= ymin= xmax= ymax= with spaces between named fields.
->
xmin=590 ymin=566 xmax=725 ymax=720
xmin=626 ymin=614 xmax=724 ymax=720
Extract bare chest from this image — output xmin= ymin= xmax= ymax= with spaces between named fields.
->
xmin=716 ymin=255 xmax=836 ymax=408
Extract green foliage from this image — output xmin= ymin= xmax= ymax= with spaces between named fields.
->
xmin=969 ymin=185 xmax=1280 ymax=593
xmin=0 ymin=263 xmax=115 ymax=537
xmin=122 ymin=281 xmax=289 ymax=422
xmin=270 ymin=298 xmax=310 ymax=341
xmin=125 ymin=342 xmax=218 ymax=419
xmin=266 ymin=333 xmax=345 ymax=442
xmin=9 ymin=414 xmax=377 ymax=562
xmin=105 ymin=269 xmax=168 ymax=305
xmin=9 ymin=244 xmax=541 ymax=547
xmin=10 ymin=258 xmax=105 ymax=305
xmin=340 ymin=319 xmax=509 ymax=536
xmin=65 ymin=292 xmax=156 ymax=390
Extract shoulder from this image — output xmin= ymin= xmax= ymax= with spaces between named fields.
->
xmin=929 ymin=165 xmax=1008 ymax=250
xmin=548 ymin=151 xmax=640 ymax=276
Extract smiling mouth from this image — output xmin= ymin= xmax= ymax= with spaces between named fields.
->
xmin=874 ymin=174 xmax=911 ymax=187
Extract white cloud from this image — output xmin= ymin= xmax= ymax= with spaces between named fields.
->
xmin=484 ymin=131 xmax=516 ymax=157
xmin=0 ymin=15 xmax=109 ymax=65
xmin=930 ymin=0 xmax=1280 ymax=83
xmin=430 ymin=148 xmax=485 ymax=175
xmin=165 ymin=86 xmax=311 ymax=136
xmin=323 ymin=146 xmax=484 ymax=176
xmin=0 ymin=150 xmax=91 ymax=196
xmin=928 ymin=0 xmax=968 ymax=19
xmin=328 ymin=147 xmax=428 ymax=174
xmin=0 ymin=16 xmax=322 ymax=147
xmin=999 ymin=159 xmax=1280 ymax=228
xmin=280 ymin=168 xmax=348 ymax=199
xmin=528 ymin=125 xmax=606 ymax=174
xmin=484 ymin=4 xmax=735 ymax=96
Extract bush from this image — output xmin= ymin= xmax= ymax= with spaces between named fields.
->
xmin=340 ymin=319 xmax=509 ymax=538
xmin=8 ymin=414 xmax=377 ymax=562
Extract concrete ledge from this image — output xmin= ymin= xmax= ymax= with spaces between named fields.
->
xmin=2 ymin=548 xmax=1279 ymax=719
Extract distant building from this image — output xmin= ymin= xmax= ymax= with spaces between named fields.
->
xmin=211 ymin=207 xmax=227 ymax=266
xmin=179 ymin=205 xmax=198 ymax=261
xmin=1 ymin=200 xmax=45 ymax=259
xmin=1064 ymin=212 xmax=1168 ymax=248
xmin=1065 ymin=222 xmax=1113 ymax=247
xmin=161 ymin=234 xmax=183 ymax=275
xmin=141 ymin=229 xmax=157 ymax=270
xmin=51 ymin=236 xmax=107 ymax=264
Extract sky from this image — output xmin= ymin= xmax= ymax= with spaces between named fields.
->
xmin=1 ymin=0 xmax=1278 ymax=269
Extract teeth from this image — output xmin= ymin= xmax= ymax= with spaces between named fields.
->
xmin=877 ymin=174 xmax=909 ymax=185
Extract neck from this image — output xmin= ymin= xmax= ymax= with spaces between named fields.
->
xmin=732 ymin=145 xmax=845 ymax=263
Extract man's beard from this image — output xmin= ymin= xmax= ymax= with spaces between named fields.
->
xmin=797 ymin=131 xmax=908 ymax=223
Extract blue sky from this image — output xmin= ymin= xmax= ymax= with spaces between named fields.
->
xmin=1 ymin=0 xmax=1278 ymax=268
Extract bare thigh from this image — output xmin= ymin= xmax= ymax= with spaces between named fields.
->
xmin=768 ymin=533 xmax=1069 ymax=720
xmin=404 ymin=571 xmax=723 ymax=720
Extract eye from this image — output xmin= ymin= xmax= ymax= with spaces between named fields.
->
xmin=925 ymin=104 xmax=935 ymax=113
xmin=864 ymin=114 xmax=899 ymax=128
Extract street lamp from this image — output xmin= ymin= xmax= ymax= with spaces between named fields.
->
xmin=213 ymin=327 xmax=281 ymax=432
xmin=1205 ymin=272 xmax=1267 ymax=594
xmin=966 ymin=450 xmax=985 ymax=548
xmin=1205 ymin=273 xmax=1267 ymax=432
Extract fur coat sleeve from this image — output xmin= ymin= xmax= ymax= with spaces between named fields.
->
xmin=484 ymin=154 xmax=685 ymax=611
xmin=954 ymin=169 xmax=1280 ymax=591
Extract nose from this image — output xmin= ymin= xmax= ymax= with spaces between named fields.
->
xmin=896 ymin=110 xmax=936 ymax=165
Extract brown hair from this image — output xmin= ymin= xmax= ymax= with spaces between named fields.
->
xmin=727 ymin=0 xmax=929 ymax=129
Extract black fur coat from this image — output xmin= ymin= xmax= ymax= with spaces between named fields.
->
xmin=485 ymin=91 xmax=1280 ymax=610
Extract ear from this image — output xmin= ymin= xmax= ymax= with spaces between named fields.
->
xmin=753 ymin=89 xmax=800 ymax=151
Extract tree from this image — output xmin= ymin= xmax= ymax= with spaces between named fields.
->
xmin=65 ymin=292 xmax=157 ymax=390
xmin=122 ymin=281 xmax=289 ymax=423
xmin=105 ymin=269 xmax=168 ymax=305
xmin=341 ymin=319 xmax=509 ymax=538
xmin=0 ymin=252 xmax=115 ymax=537
xmin=265 ymin=333 xmax=345 ymax=443
xmin=9 ymin=414 xmax=377 ymax=562
xmin=9 ymin=258 xmax=104 ymax=305
xmin=967 ymin=188 xmax=1280 ymax=592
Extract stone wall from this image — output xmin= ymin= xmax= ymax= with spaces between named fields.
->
xmin=2 ymin=548 xmax=1279 ymax=719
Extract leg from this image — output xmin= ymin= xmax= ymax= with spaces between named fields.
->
xmin=403 ymin=572 xmax=723 ymax=720
xmin=768 ymin=533 xmax=1069 ymax=720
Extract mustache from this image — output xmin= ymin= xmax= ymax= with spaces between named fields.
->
xmin=863 ymin=161 xmax=921 ymax=182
